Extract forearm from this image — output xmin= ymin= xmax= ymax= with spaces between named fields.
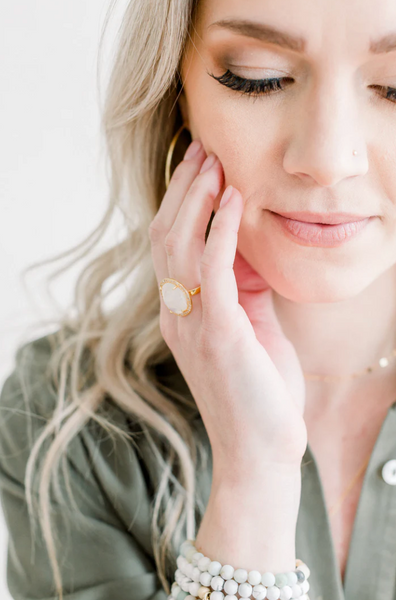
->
xmin=195 ymin=461 xmax=302 ymax=574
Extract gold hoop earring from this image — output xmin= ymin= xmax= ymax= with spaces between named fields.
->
xmin=165 ymin=123 xmax=190 ymax=190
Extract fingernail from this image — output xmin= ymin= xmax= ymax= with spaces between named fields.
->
xmin=220 ymin=185 xmax=233 ymax=208
xmin=184 ymin=139 xmax=202 ymax=160
xmin=199 ymin=153 xmax=217 ymax=174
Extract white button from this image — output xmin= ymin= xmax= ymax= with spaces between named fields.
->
xmin=382 ymin=459 xmax=396 ymax=485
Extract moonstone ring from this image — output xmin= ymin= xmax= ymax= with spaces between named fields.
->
xmin=159 ymin=278 xmax=201 ymax=317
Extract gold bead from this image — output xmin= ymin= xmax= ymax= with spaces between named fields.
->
xmin=198 ymin=587 xmax=210 ymax=600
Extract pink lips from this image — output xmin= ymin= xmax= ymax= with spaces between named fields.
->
xmin=270 ymin=211 xmax=374 ymax=246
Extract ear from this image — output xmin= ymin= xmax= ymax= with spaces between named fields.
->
xmin=178 ymin=91 xmax=190 ymax=128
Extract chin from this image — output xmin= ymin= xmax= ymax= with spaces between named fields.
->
xmin=264 ymin=268 xmax=375 ymax=304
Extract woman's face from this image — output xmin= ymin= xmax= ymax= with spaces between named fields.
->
xmin=179 ymin=0 xmax=396 ymax=303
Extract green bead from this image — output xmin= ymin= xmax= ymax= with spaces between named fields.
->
xmin=180 ymin=540 xmax=194 ymax=557
xmin=275 ymin=573 xmax=288 ymax=588
xmin=176 ymin=591 xmax=189 ymax=600
xmin=186 ymin=546 xmax=196 ymax=561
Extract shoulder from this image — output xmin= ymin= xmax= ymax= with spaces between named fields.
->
xmin=0 ymin=334 xmax=175 ymax=598
xmin=0 ymin=329 xmax=129 ymax=431
xmin=0 ymin=332 xmax=56 ymax=422
xmin=0 ymin=332 xmax=61 ymax=477
xmin=0 ymin=332 xmax=152 ymax=515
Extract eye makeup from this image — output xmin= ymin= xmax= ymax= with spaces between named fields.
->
xmin=206 ymin=42 xmax=396 ymax=104
xmin=207 ymin=68 xmax=294 ymax=98
xmin=207 ymin=65 xmax=396 ymax=105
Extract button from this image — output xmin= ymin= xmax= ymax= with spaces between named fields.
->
xmin=382 ymin=459 xmax=396 ymax=485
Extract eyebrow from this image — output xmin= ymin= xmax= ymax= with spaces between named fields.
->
xmin=207 ymin=19 xmax=396 ymax=55
xmin=370 ymin=33 xmax=396 ymax=54
xmin=207 ymin=19 xmax=305 ymax=52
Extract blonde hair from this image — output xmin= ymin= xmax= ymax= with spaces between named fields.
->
xmin=17 ymin=1 xmax=211 ymax=597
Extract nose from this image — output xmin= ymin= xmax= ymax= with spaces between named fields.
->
xmin=283 ymin=77 xmax=369 ymax=187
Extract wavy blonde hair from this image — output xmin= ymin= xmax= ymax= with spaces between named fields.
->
xmin=18 ymin=0 xmax=211 ymax=598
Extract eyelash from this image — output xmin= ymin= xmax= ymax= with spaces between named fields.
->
xmin=209 ymin=68 xmax=396 ymax=104
xmin=209 ymin=69 xmax=292 ymax=98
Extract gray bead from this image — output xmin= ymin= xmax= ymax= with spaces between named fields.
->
xmin=296 ymin=570 xmax=305 ymax=583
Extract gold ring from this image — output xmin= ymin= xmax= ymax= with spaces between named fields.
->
xmin=159 ymin=278 xmax=201 ymax=317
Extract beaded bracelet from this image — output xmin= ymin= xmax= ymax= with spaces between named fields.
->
xmin=168 ymin=539 xmax=310 ymax=600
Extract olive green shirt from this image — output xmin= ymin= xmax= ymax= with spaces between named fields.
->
xmin=1 ymin=334 xmax=396 ymax=600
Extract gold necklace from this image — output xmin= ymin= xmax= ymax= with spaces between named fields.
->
xmin=303 ymin=348 xmax=396 ymax=382
xmin=303 ymin=347 xmax=396 ymax=517
xmin=327 ymin=451 xmax=371 ymax=518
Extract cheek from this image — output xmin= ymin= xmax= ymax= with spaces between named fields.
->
xmin=375 ymin=150 xmax=396 ymax=202
xmin=185 ymin=81 xmax=286 ymax=200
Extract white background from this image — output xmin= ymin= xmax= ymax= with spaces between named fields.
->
xmin=0 ymin=1 xmax=129 ymax=596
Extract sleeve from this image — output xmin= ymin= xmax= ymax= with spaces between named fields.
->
xmin=0 ymin=335 xmax=172 ymax=600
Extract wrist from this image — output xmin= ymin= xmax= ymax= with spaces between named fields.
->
xmin=211 ymin=466 xmax=301 ymax=515
xmin=196 ymin=476 xmax=299 ymax=572
xmin=212 ymin=457 xmax=302 ymax=490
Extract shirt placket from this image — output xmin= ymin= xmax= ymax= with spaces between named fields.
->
xmin=296 ymin=442 xmax=345 ymax=600
xmin=343 ymin=400 xmax=396 ymax=600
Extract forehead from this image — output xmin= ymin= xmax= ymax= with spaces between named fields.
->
xmin=194 ymin=0 xmax=396 ymax=58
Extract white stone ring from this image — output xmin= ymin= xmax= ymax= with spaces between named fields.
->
xmin=159 ymin=278 xmax=201 ymax=317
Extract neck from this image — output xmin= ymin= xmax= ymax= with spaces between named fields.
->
xmin=272 ymin=266 xmax=396 ymax=405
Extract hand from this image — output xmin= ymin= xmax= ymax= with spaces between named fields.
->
xmin=233 ymin=249 xmax=306 ymax=417
xmin=149 ymin=142 xmax=307 ymax=469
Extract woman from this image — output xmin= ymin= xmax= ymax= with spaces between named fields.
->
xmin=1 ymin=0 xmax=396 ymax=598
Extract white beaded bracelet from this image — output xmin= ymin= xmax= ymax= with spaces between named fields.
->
xmin=168 ymin=539 xmax=310 ymax=600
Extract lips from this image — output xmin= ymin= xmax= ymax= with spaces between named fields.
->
xmin=271 ymin=210 xmax=371 ymax=225
xmin=269 ymin=211 xmax=374 ymax=246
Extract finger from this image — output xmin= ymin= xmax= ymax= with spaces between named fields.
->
xmin=165 ymin=154 xmax=224 ymax=308
xmin=200 ymin=185 xmax=245 ymax=329
xmin=149 ymin=140 xmax=207 ymax=328
xmin=149 ymin=140 xmax=206 ymax=286
xmin=154 ymin=140 xmax=206 ymax=230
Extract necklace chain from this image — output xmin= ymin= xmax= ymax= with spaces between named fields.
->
xmin=303 ymin=348 xmax=396 ymax=382
xmin=327 ymin=452 xmax=372 ymax=518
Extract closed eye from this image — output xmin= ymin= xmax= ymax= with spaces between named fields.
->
xmin=209 ymin=69 xmax=396 ymax=106
xmin=369 ymin=84 xmax=396 ymax=104
xmin=208 ymin=68 xmax=294 ymax=98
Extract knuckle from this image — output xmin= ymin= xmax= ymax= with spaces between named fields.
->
xmin=164 ymin=229 xmax=182 ymax=256
xmin=210 ymin=218 xmax=238 ymax=236
xmin=206 ymin=221 xmax=223 ymax=236
xmin=178 ymin=321 xmax=193 ymax=347
xmin=200 ymin=258 xmax=218 ymax=274
xmin=197 ymin=327 xmax=221 ymax=358
xmin=148 ymin=219 xmax=165 ymax=244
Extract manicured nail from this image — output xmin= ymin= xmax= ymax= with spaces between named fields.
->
xmin=220 ymin=185 xmax=233 ymax=208
xmin=184 ymin=139 xmax=202 ymax=160
xmin=199 ymin=153 xmax=217 ymax=174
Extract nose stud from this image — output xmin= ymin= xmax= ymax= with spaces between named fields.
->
xmin=353 ymin=150 xmax=358 ymax=156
